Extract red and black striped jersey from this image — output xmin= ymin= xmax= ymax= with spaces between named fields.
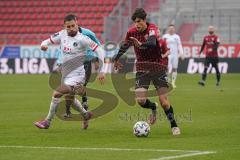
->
xmin=202 ymin=34 xmax=220 ymax=57
xmin=124 ymin=23 xmax=165 ymax=72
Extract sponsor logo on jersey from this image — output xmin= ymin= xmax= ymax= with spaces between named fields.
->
xmin=149 ymin=29 xmax=156 ymax=36
xmin=73 ymin=42 xmax=78 ymax=47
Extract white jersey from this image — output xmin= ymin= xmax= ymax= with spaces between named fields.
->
xmin=163 ymin=33 xmax=183 ymax=57
xmin=41 ymin=29 xmax=103 ymax=86
xmin=47 ymin=30 xmax=99 ymax=78
xmin=50 ymin=30 xmax=98 ymax=64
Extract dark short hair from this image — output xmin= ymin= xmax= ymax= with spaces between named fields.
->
xmin=168 ymin=24 xmax=175 ymax=27
xmin=64 ymin=14 xmax=77 ymax=23
xmin=131 ymin=8 xmax=147 ymax=21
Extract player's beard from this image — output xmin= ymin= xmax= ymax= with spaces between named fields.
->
xmin=209 ymin=31 xmax=214 ymax=35
xmin=68 ymin=31 xmax=77 ymax=37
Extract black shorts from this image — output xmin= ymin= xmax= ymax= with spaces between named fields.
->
xmin=204 ymin=57 xmax=219 ymax=68
xmin=84 ymin=60 xmax=92 ymax=86
xmin=135 ymin=71 xmax=169 ymax=90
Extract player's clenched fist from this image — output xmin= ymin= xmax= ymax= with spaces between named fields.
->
xmin=41 ymin=45 xmax=48 ymax=51
xmin=98 ymin=73 xmax=105 ymax=85
xmin=113 ymin=60 xmax=123 ymax=70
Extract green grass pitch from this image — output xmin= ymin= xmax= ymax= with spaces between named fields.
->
xmin=0 ymin=74 xmax=239 ymax=160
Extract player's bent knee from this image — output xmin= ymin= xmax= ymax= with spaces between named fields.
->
xmin=64 ymin=95 xmax=74 ymax=101
xmin=53 ymin=91 xmax=63 ymax=98
xmin=73 ymin=85 xmax=86 ymax=96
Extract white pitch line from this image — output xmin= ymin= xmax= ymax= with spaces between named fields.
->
xmin=0 ymin=145 xmax=216 ymax=160
xmin=0 ymin=145 xmax=215 ymax=153
xmin=149 ymin=151 xmax=216 ymax=160
xmin=0 ymin=145 xmax=199 ymax=153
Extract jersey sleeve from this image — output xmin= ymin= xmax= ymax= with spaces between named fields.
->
xmin=82 ymin=28 xmax=101 ymax=45
xmin=125 ymin=31 xmax=130 ymax=41
xmin=50 ymin=31 xmax=62 ymax=44
xmin=88 ymin=33 xmax=101 ymax=45
xmin=89 ymin=33 xmax=101 ymax=45
xmin=82 ymin=36 xmax=99 ymax=51
xmin=124 ymin=31 xmax=133 ymax=46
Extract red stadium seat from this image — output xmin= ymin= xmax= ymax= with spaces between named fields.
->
xmin=0 ymin=0 xmax=117 ymax=44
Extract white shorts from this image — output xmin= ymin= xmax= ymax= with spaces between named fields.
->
xmin=62 ymin=66 xmax=86 ymax=86
xmin=168 ymin=55 xmax=179 ymax=72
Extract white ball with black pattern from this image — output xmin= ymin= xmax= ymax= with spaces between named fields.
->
xmin=133 ymin=121 xmax=150 ymax=137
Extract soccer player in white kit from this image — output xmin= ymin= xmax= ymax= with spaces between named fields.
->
xmin=34 ymin=14 xmax=106 ymax=129
xmin=163 ymin=24 xmax=184 ymax=88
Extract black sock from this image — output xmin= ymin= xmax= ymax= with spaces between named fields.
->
xmin=140 ymin=99 xmax=156 ymax=111
xmin=82 ymin=93 xmax=88 ymax=103
xmin=202 ymin=68 xmax=207 ymax=81
xmin=65 ymin=100 xmax=72 ymax=115
xmin=216 ymin=73 xmax=221 ymax=83
xmin=164 ymin=105 xmax=178 ymax=128
xmin=215 ymin=65 xmax=221 ymax=83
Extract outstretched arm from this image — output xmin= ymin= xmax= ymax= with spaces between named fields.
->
xmin=112 ymin=41 xmax=131 ymax=62
xmin=41 ymin=32 xmax=61 ymax=51
xmin=129 ymin=35 xmax=157 ymax=49
xmin=40 ymin=39 xmax=52 ymax=51
xmin=112 ymin=41 xmax=131 ymax=70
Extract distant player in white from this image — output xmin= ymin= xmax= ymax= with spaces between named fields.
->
xmin=34 ymin=14 xmax=106 ymax=129
xmin=163 ymin=24 xmax=184 ymax=88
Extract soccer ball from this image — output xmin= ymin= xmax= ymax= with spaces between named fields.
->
xmin=133 ymin=121 xmax=150 ymax=137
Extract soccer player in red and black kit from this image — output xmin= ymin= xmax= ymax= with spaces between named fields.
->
xmin=198 ymin=26 xmax=221 ymax=86
xmin=113 ymin=8 xmax=180 ymax=135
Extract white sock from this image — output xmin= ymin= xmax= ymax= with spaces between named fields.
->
xmin=73 ymin=98 xmax=87 ymax=114
xmin=46 ymin=97 xmax=61 ymax=122
xmin=172 ymin=71 xmax=177 ymax=84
